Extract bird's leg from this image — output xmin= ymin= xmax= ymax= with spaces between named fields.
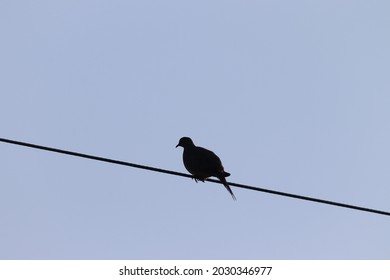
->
xmin=192 ymin=176 xmax=205 ymax=183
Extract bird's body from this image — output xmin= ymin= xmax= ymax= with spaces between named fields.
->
xmin=176 ymin=137 xmax=236 ymax=200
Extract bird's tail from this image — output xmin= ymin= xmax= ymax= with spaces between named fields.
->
xmin=218 ymin=175 xmax=236 ymax=201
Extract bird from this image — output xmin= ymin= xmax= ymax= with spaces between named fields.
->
xmin=176 ymin=137 xmax=236 ymax=200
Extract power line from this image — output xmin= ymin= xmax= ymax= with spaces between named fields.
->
xmin=1 ymin=137 xmax=389 ymax=217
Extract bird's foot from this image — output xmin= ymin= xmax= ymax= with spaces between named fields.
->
xmin=192 ymin=177 xmax=205 ymax=183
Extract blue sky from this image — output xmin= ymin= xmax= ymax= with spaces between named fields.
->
xmin=1 ymin=1 xmax=390 ymax=259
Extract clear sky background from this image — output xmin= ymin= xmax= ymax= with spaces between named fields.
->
xmin=1 ymin=1 xmax=389 ymax=259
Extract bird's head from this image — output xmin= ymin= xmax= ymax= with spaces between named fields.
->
xmin=176 ymin=137 xmax=195 ymax=148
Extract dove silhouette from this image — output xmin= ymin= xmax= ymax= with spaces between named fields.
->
xmin=176 ymin=137 xmax=236 ymax=200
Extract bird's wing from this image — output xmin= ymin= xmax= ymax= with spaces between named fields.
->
xmin=189 ymin=147 xmax=225 ymax=175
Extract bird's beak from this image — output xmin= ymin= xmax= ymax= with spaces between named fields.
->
xmin=175 ymin=143 xmax=179 ymax=148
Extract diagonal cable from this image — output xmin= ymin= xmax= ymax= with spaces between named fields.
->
xmin=1 ymin=137 xmax=389 ymax=217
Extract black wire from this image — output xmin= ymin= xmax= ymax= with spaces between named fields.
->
xmin=1 ymin=137 xmax=389 ymax=217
